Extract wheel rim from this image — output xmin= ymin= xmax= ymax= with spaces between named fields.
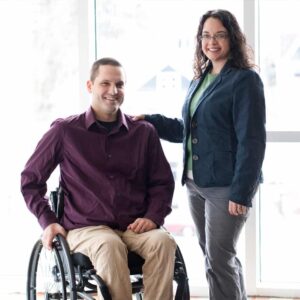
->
xmin=27 ymin=237 xmax=76 ymax=300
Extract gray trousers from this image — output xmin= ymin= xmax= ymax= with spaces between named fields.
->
xmin=186 ymin=178 xmax=248 ymax=300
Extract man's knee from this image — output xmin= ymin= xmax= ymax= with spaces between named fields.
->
xmin=148 ymin=230 xmax=177 ymax=253
xmin=94 ymin=236 xmax=127 ymax=256
xmin=79 ymin=232 xmax=128 ymax=267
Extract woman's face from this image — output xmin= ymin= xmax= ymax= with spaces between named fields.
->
xmin=201 ymin=17 xmax=230 ymax=66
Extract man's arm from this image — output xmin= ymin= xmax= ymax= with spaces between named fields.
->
xmin=142 ymin=125 xmax=175 ymax=227
xmin=21 ymin=120 xmax=63 ymax=229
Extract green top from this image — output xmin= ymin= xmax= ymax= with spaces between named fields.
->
xmin=187 ymin=73 xmax=217 ymax=172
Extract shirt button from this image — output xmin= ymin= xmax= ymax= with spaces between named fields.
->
xmin=192 ymin=138 xmax=198 ymax=144
xmin=191 ymin=121 xmax=197 ymax=128
xmin=108 ymin=154 xmax=112 ymax=159
xmin=192 ymin=155 xmax=199 ymax=161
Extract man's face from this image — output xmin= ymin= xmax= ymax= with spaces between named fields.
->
xmin=87 ymin=64 xmax=125 ymax=121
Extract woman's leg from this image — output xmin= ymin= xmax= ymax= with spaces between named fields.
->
xmin=186 ymin=179 xmax=248 ymax=300
xmin=186 ymin=178 xmax=206 ymax=253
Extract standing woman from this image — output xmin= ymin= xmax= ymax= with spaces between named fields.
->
xmin=134 ymin=9 xmax=266 ymax=300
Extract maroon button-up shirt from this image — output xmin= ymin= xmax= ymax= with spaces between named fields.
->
xmin=21 ymin=107 xmax=174 ymax=231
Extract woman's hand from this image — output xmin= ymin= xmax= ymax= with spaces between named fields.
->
xmin=131 ymin=114 xmax=145 ymax=121
xmin=228 ymin=200 xmax=247 ymax=216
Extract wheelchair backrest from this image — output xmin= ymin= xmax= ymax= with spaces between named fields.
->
xmin=49 ymin=186 xmax=64 ymax=220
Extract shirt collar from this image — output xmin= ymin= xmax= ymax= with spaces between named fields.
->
xmin=85 ymin=106 xmax=129 ymax=131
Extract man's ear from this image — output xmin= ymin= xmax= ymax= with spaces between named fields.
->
xmin=86 ymin=80 xmax=93 ymax=93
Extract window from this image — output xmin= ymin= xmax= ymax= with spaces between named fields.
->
xmin=94 ymin=0 xmax=300 ymax=297
xmin=0 ymin=0 xmax=88 ymax=293
xmin=94 ymin=0 xmax=243 ymax=296
xmin=254 ymin=0 xmax=300 ymax=296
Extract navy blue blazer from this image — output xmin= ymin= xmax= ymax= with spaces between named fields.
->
xmin=145 ymin=62 xmax=266 ymax=207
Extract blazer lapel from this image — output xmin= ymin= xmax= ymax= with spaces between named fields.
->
xmin=190 ymin=61 xmax=233 ymax=117
xmin=191 ymin=75 xmax=222 ymax=118
xmin=182 ymin=79 xmax=201 ymax=127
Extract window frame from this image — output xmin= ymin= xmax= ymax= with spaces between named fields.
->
xmin=244 ymin=0 xmax=300 ymax=297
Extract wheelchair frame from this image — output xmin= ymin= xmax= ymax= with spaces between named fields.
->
xmin=26 ymin=188 xmax=190 ymax=300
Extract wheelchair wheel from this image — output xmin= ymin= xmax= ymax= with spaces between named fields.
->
xmin=174 ymin=246 xmax=190 ymax=300
xmin=27 ymin=235 xmax=77 ymax=300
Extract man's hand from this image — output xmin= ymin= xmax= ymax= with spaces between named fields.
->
xmin=42 ymin=223 xmax=67 ymax=250
xmin=228 ymin=200 xmax=247 ymax=216
xmin=127 ymin=218 xmax=157 ymax=233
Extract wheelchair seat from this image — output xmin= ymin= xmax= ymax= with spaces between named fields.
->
xmin=26 ymin=188 xmax=190 ymax=300
xmin=72 ymin=250 xmax=145 ymax=275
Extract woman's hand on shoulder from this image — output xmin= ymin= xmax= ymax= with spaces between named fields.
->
xmin=131 ymin=114 xmax=145 ymax=121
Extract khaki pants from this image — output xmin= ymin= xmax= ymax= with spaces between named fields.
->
xmin=67 ymin=225 xmax=176 ymax=300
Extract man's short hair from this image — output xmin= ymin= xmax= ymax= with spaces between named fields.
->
xmin=90 ymin=57 xmax=123 ymax=82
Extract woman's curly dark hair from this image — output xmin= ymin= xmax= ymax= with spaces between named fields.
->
xmin=193 ymin=9 xmax=255 ymax=79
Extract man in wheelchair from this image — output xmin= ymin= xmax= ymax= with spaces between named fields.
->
xmin=21 ymin=57 xmax=178 ymax=300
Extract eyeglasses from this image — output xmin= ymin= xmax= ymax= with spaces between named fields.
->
xmin=200 ymin=32 xmax=228 ymax=41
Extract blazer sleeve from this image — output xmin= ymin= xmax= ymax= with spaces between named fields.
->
xmin=144 ymin=114 xmax=184 ymax=143
xmin=230 ymin=70 xmax=266 ymax=206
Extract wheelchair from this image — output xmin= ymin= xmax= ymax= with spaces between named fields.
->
xmin=27 ymin=188 xmax=190 ymax=300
